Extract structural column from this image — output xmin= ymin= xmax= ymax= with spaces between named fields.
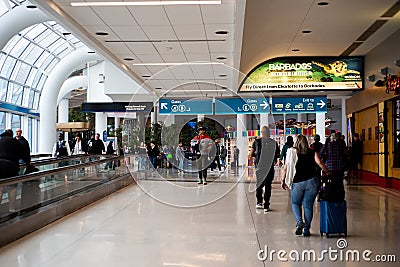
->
xmin=341 ymin=97 xmax=348 ymax=143
xmin=95 ymin=112 xmax=107 ymax=137
xmin=316 ymin=112 xmax=326 ymax=143
xmin=259 ymin=114 xmax=269 ymax=129
xmin=58 ymin=98 xmax=69 ymax=123
xmin=114 ymin=116 xmax=120 ymax=129
xmin=236 ymin=114 xmax=248 ymax=167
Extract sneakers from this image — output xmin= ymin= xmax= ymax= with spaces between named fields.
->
xmin=295 ymin=222 xmax=304 ymax=235
xmin=197 ymin=180 xmax=203 ymax=184
xmin=264 ymin=208 xmax=270 ymax=213
xmin=303 ymin=228 xmax=311 ymax=237
xmin=255 ymin=203 xmax=263 ymax=209
xmin=203 ymin=181 xmax=207 ymax=185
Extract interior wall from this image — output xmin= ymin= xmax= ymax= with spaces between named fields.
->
xmin=347 ymin=28 xmax=400 ymax=115
xmin=354 ymin=105 xmax=379 ymax=174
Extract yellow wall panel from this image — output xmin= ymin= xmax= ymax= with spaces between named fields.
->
xmin=354 ymin=105 xmax=379 ymax=173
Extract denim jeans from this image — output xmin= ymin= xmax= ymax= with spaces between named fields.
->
xmin=178 ymin=157 xmax=184 ymax=171
xmin=290 ymin=177 xmax=319 ymax=230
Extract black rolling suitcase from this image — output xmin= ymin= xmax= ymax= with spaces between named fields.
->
xmin=320 ymin=200 xmax=347 ymax=238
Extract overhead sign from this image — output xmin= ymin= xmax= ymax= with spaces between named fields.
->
xmin=159 ymin=98 xmax=213 ymax=115
xmin=239 ymin=56 xmax=363 ymax=92
xmin=215 ymin=98 xmax=270 ymax=114
xmin=82 ymin=102 xmax=153 ymax=112
xmin=272 ymin=97 xmax=327 ymax=113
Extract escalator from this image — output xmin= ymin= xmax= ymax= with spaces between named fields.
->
xmin=0 ymin=155 xmax=135 ymax=247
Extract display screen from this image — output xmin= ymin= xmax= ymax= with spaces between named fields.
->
xmin=239 ymin=56 xmax=364 ymax=92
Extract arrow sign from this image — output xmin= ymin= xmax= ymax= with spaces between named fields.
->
xmin=260 ymin=100 xmax=269 ymax=109
xmin=160 ymin=102 xmax=168 ymax=109
xmin=317 ymin=99 xmax=326 ymax=108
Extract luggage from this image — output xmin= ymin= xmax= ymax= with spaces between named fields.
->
xmin=320 ymin=200 xmax=347 ymax=238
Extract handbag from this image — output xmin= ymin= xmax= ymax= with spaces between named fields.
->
xmin=318 ymin=175 xmax=345 ymax=202
xmin=284 ymin=147 xmax=298 ymax=189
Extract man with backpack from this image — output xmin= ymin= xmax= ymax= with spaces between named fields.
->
xmin=249 ymin=126 xmax=280 ymax=213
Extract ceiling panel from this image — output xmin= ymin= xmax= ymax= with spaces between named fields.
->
xmin=125 ymin=42 xmax=158 ymax=55
xmin=141 ymin=25 xmax=178 ymax=40
xmin=208 ymin=39 xmax=233 ymax=53
xmin=185 ymin=53 xmax=211 ymax=62
xmin=130 ymin=66 xmax=151 ymax=76
xmin=164 ymin=6 xmax=203 ymax=25
xmin=204 ymin=23 xmax=234 ymax=40
xmin=127 ymin=6 xmax=170 ymax=26
xmin=181 ymin=42 xmax=209 ymax=54
xmin=111 ymin=26 xmax=148 ymax=40
xmin=63 ymin=6 xmax=104 ymax=26
xmin=83 ymin=25 xmax=120 ymax=40
xmin=151 ymin=69 xmax=176 ymax=80
xmin=115 ymin=54 xmax=140 ymax=62
xmin=201 ymin=4 xmax=234 ymax=24
xmin=160 ymin=53 xmax=187 ymax=63
xmin=92 ymin=7 xmax=137 ymax=26
xmin=103 ymin=42 xmax=131 ymax=54
xmin=174 ymin=25 xmax=206 ymax=40
xmin=153 ymin=42 xmax=184 ymax=54
xmin=170 ymin=65 xmax=195 ymax=80
xmin=136 ymin=54 xmax=164 ymax=63
xmin=160 ymin=79 xmax=182 ymax=91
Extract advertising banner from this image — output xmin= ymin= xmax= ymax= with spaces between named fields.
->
xmin=239 ymin=56 xmax=363 ymax=92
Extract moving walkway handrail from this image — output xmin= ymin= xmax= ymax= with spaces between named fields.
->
xmin=0 ymin=155 xmax=124 ymax=187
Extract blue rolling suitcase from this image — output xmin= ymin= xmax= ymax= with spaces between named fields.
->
xmin=320 ymin=200 xmax=347 ymax=238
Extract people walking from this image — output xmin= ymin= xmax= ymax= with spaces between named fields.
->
xmin=233 ymin=146 xmax=239 ymax=168
xmin=210 ymin=138 xmax=222 ymax=172
xmin=281 ymin=135 xmax=329 ymax=236
xmin=0 ymin=129 xmax=30 ymax=212
xmin=176 ymin=142 xmax=185 ymax=174
xmin=191 ymin=126 xmax=213 ymax=185
xmin=220 ymin=145 xmax=227 ymax=169
xmin=279 ymin=136 xmax=294 ymax=165
xmin=249 ymin=126 xmax=280 ymax=213
xmin=147 ymin=141 xmax=160 ymax=171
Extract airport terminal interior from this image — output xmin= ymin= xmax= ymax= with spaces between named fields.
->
xmin=0 ymin=0 xmax=400 ymax=266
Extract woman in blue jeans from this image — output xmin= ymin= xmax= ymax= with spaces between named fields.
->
xmin=281 ymin=135 xmax=329 ymax=236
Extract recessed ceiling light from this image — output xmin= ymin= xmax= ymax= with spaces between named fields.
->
xmin=216 ymin=56 xmax=227 ymax=60
xmin=26 ymin=5 xmax=37 ymax=9
xmin=123 ymin=58 xmax=134 ymax=61
xmin=215 ymin=30 xmax=229 ymax=35
xmin=317 ymin=1 xmax=329 ymax=6
xmin=291 ymin=48 xmax=300 ymax=52
xmin=302 ymin=30 xmax=312 ymax=34
xmin=219 ymin=74 xmax=227 ymax=77
xmin=221 ymin=86 xmax=228 ymax=89
xmin=88 ymin=51 xmax=96 ymax=54
xmin=155 ymin=87 xmax=163 ymax=90
xmin=95 ymin=32 xmax=109 ymax=36
xmin=142 ymin=75 xmax=151 ymax=78
xmin=71 ymin=1 xmax=221 ymax=7
xmin=62 ymin=32 xmax=72 ymax=36
xmin=132 ymin=62 xmax=224 ymax=66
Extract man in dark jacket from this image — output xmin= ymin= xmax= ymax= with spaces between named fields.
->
xmin=0 ymin=129 xmax=30 ymax=212
xmin=89 ymin=133 xmax=105 ymax=155
xmin=249 ymin=126 xmax=280 ymax=213
xmin=15 ymin=128 xmax=31 ymax=165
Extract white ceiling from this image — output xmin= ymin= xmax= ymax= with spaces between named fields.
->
xmin=30 ymin=0 xmax=400 ymax=99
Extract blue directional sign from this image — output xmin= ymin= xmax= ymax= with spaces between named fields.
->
xmin=271 ymin=97 xmax=327 ymax=114
xmin=159 ymin=98 xmax=213 ymax=115
xmin=215 ymin=98 xmax=270 ymax=114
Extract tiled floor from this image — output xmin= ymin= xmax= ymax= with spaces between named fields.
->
xmin=0 ymin=167 xmax=399 ymax=266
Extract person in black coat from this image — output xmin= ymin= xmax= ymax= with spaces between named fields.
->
xmin=0 ymin=129 xmax=30 ymax=212
xmin=15 ymin=128 xmax=31 ymax=165
xmin=350 ymin=133 xmax=363 ymax=179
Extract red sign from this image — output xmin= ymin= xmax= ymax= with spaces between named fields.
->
xmin=386 ymin=75 xmax=400 ymax=95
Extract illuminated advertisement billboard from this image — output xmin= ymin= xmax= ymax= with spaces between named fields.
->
xmin=239 ymin=56 xmax=364 ymax=92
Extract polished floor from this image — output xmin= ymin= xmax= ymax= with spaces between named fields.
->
xmin=0 ymin=167 xmax=399 ymax=266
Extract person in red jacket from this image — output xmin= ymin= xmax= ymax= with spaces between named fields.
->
xmin=191 ymin=126 xmax=213 ymax=185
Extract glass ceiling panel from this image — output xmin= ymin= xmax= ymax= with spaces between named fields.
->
xmin=1 ymin=0 xmax=86 ymax=110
